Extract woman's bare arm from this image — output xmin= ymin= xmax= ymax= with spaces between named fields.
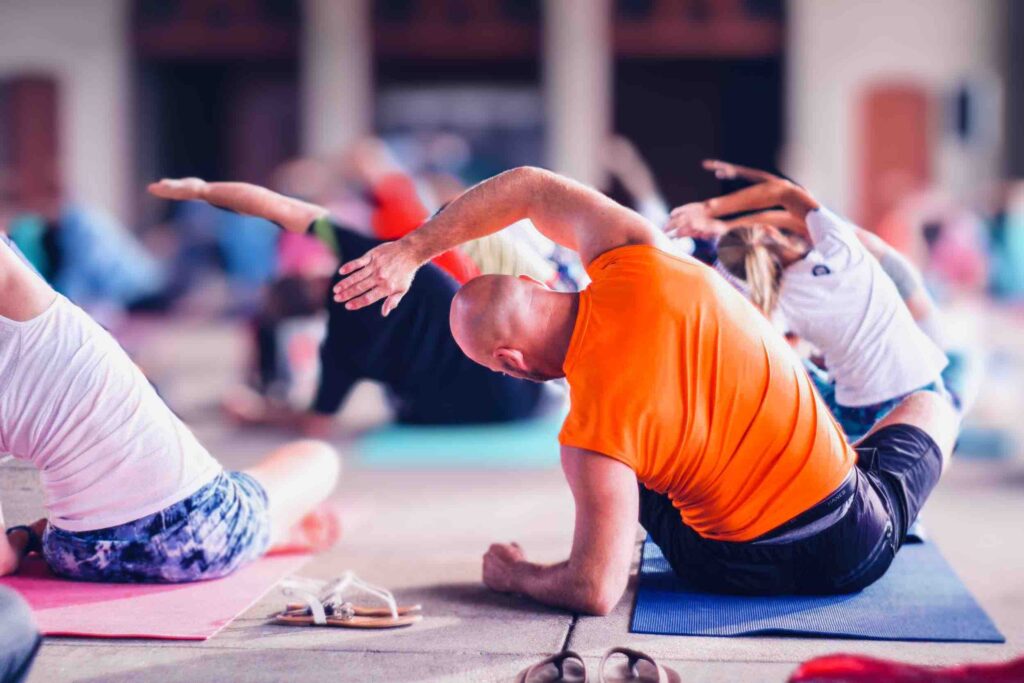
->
xmin=665 ymin=160 xmax=819 ymax=241
xmin=148 ymin=178 xmax=328 ymax=234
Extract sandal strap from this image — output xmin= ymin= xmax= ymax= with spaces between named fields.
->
xmin=280 ymin=580 xmax=329 ymax=625
xmin=6 ymin=525 xmax=42 ymax=555
xmin=599 ymin=647 xmax=664 ymax=683
xmin=320 ymin=571 xmax=399 ymax=619
xmin=279 ymin=572 xmax=400 ymax=623
xmin=523 ymin=650 xmax=587 ymax=682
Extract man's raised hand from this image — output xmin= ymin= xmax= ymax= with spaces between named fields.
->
xmin=332 ymin=239 xmax=423 ymax=316
xmin=147 ymin=177 xmax=209 ymax=201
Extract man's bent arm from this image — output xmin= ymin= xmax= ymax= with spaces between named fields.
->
xmin=148 ymin=179 xmax=328 ymax=235
xmin=404 ymin=166 xmax=664 ymax=267
xmin=502 ymin=448 xmax=638 ymax=615
xmin=334 ymin=167 xmax=669 ymax=313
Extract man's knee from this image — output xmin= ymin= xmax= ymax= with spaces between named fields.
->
xmin=293 ymin=439 xmax=341 ymax=478
xmin=0 ymin=587 xmax=41 ymax=683
xmin=864 ymin=390 xmax=959 ymax=463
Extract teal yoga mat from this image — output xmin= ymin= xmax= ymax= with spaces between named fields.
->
xmin=355 ymin=414 xmax=564 ymax=468
xmin=631 ymin=537 xmax=1003 ymax=642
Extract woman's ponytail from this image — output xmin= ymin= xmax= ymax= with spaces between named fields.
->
xmin=717 ymin=226 xmax=784 ymax=316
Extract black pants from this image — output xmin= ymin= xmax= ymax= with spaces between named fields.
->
xmin=313 ymin=223 xmax=545 ymax=424
xmin=0 ymin=587 xmax=41 ymax=683
xmin=640 ymin=424 xmax=943 ymax=595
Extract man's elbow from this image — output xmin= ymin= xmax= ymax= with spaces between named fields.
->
xmin=576 ymin=578 xmax=626 ymax=616
xmin=503 ymin=165 xmax=552 ymax=194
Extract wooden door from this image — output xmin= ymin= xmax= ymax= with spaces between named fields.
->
xmin=0 ymin=76 xmax=60 ymax=203
xmin=857 ymin=84 xmax=931 ymax=232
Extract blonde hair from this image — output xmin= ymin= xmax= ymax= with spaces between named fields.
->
xmin=718 ymin=226 xmax=805 ymax=316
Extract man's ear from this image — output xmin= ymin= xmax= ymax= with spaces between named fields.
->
xmin=494 ymin=347 xmax=528 ymax=372
xmin=517 ymin=274 xmax=549 ymax=289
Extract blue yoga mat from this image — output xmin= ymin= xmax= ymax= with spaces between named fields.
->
xmin=355 ymin=414 xmax=563 ymax=468
xmin=631 ymin=537 xmax=1003 ymax=642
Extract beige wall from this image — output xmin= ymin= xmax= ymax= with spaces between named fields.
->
xmin=0 ymin=0 xmax=131 ymax=221
xmin=786 ymin=0 xmax=1005 ymax=214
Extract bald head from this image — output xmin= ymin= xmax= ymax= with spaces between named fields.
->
xmin=450 ymin=274 xmax=529 ymax=362
xmin=450 ymin=274 xmax=577 ymax=383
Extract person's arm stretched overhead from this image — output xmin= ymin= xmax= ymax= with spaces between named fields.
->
xmin=668 ymin=162 xmax=945 ymax=333
xmin=665 ymin=160 xmax=820 ymax=242
xmin=148 ymin=178 xmax=328 ymax=235
xmin=481 ymin=448 xmax=638 ymax=615
xmin=332 ymin=166 xmax=669 ymax=315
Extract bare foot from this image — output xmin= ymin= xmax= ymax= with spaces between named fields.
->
xmin=148 ymin=177 xmax=208 ymax=201
xmin=269 ymin=502 xmax=344 ymax=555
xmin=221 ymin=385 xmax=272 ymax=426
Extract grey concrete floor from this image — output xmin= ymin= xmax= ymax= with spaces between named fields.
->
xmin=4 ymin=317 xmax=1024 ymax=682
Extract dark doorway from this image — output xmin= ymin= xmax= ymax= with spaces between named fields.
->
xmin=135 ymin=60 xmax=298 ymax=221
xmin=613 ymin=57 xmax=783 ymax=207
xmin=131 ymin=0 xmax=302 ymax=223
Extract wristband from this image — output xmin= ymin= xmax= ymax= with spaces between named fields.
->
xmin=6 ymin=525 xmax=42 ymax=555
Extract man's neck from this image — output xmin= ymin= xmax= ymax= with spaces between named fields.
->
xmin=531 ymin=290 xmax=580 ymax=375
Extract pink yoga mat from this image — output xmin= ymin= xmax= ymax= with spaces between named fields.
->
xmin=0 ymin=554 xmax=309 ymax=640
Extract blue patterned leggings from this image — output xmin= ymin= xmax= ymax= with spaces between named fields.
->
xmin=42 ymin=472 xmax=271 ymax=583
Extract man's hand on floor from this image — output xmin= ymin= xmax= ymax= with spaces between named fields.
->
xmin=482 ymin=542 xmax=526 ymax=593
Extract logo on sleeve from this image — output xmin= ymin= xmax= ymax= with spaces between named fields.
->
xmin=812 ymin=264 xmax=832 ymax=277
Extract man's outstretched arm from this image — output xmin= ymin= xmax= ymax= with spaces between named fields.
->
xmin=333 ymin=166 xmax=668 ymax=314
xmin=481 ymin=447 xmax=638 ymax=615
xmin=148 ymin=178 xmax=328 ymax=235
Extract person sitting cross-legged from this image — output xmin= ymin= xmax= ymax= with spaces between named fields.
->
xmin=0 ymin=233 xmax=342 ymax=583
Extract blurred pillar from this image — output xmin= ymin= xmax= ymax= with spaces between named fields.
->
xmin=542 ymin=0 xmax=612 ymax=187
xmin=302 ymin=0 xmax=373 ymax=157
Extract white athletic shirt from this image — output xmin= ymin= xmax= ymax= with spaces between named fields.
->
xmin=0 ymin=290 xmax=221 ymax=532
xmin=779 ymin=207 xmax=948 ymax=407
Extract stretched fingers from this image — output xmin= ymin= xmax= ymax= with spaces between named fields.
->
xmin=342 ymin=287 xmax=387 ymax=311
xmin=332 ymin=267 xmax=375 ymax=300
xmin=333 ymin=273 xmax=379 ymax=305
xmin=702 ymin=159 xmax=780 ymax=184
xmin=147 ymin=178 xmax=204 ymax=200
xmin=381 ymin=293 xmax=405 ymax=317
xmin=338 ymin=253 xmax=371 ymax=276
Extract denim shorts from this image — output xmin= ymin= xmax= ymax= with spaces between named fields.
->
xmin=640 ymin=424 xmax=944 ymax=595
xmin=42 ymin=472 xmax=271 ymax=583
xmin=804 ymin=359 xmax=947 ymax=441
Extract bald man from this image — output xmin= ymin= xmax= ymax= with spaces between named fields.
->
xmin=334 ymin=166 xmax=959 ymax=614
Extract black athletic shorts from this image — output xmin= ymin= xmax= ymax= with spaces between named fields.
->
xmin=639 ymin=424 xmax=944 ymax=595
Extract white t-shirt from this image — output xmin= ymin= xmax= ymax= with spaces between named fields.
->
xmin=0 ymin=292 xmax=221 ymax=531
xmin=779 ymin=207 xmax=948 ymax=407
